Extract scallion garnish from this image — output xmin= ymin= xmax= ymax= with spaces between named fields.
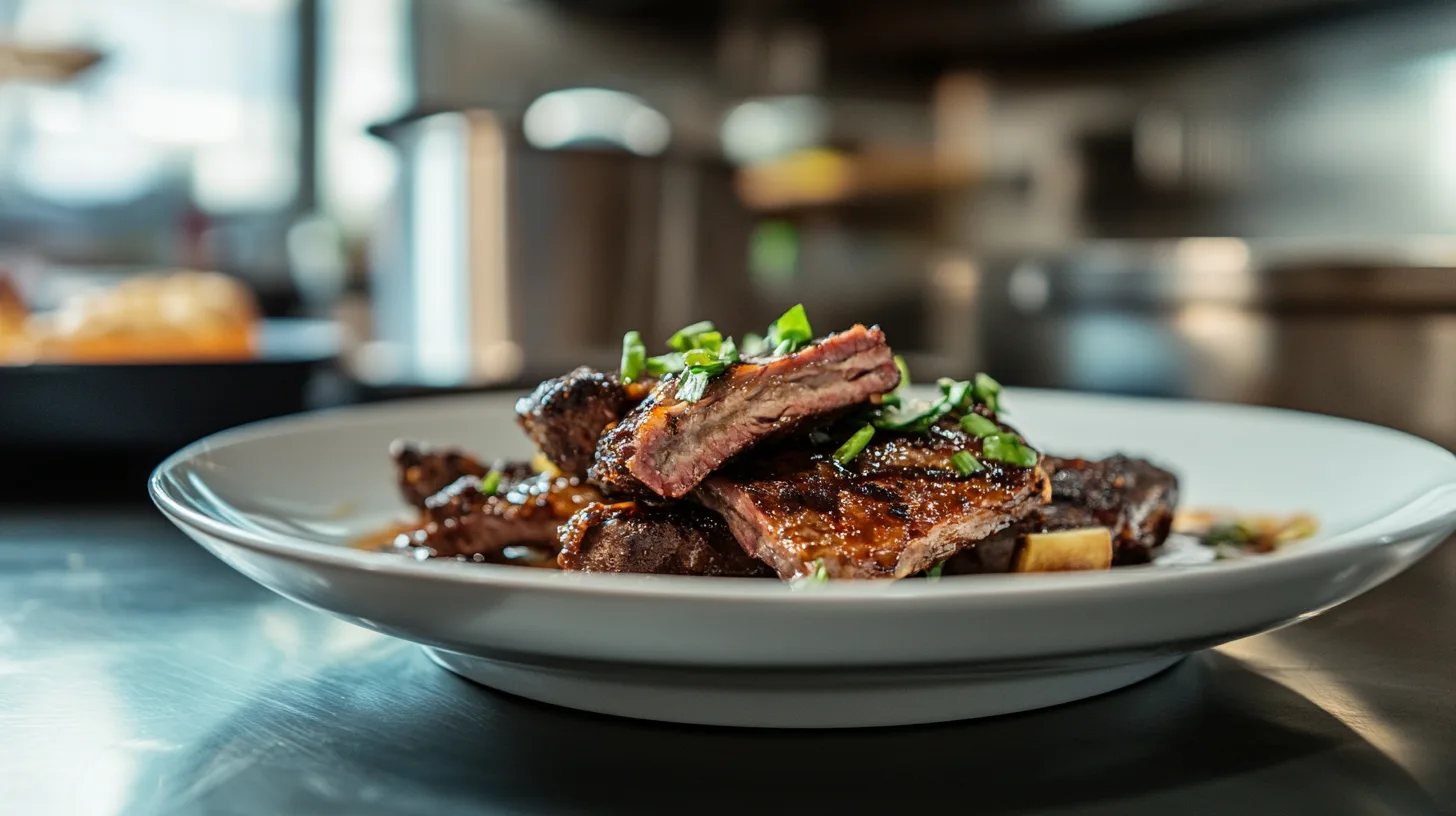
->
xmin=682 ymin=348 xmax=718 ymax=368
xmin=939 ymin=378 xmax=974 ymax=411
xmin=675 ymin=369 xmax=711 ymax=402
xmin=925 ymin=561 xmax=946 ymax=581
xmin=480 ymin=468 xmax=504 ymax=496
xmin=696 ymin=331 xmax=723 ymax=355
xmin=873 ymin=400 xmax=939 ymax=431
xmin=619 ymin=331 xmax=646 ymax=384
xmin=791 ymin=557 xmax=830 ymax=588
xmin=981 ymin=433 xmax=1038 ymax=467
xmin=645 ymin=352 xmax=685 ymax=376
xmin=960 ymin=413 xmax=1000 ymax=438
xmin=719 ymin=336 xmax=739 ymax=365
xmin=741 ymin=332 xmax=768 ymax=357
xmin=973 ymin=372 xmax=1002 ymax=413
xmin=892 ymin=355 xmax=912 ymax=394
xmin=833 ymin=423 xmax=876 ymax=465
xmin=668 ymin=321 xmax=716 ymax=352
xmin=765 ymin=303 xmax=813 ymax=355
xmin=950 ymin=450 xmax=982 ymax=476
xmin=808 ymin=558 xmax=829 ymax=583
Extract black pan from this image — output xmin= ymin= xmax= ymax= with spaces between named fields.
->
xmin=0 ymin=318 xmax=341 ymax=450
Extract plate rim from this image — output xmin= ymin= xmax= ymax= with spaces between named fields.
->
xmin=151 ymin=388 xmax=1456 ymax=603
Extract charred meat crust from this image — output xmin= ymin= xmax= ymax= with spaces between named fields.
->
xmin=591 ymin=324 xmax=901 ymax=499
xmin=1039 ymin=455 xmax=1178 ymax=565
xmin=514 ymin=367 xmax=652 ymax=478
xmin=941 ymin=455 xmax=1179 ymax=574
xmin=395 ymin=473 xmax=602 ymax=560
xmin=390 ymin=442 xmax=534 ymax=509
xmin=558 ymin=501 xmax=775 ymax=577
xmin=695 ymin=417 xmax=1049 ymax=580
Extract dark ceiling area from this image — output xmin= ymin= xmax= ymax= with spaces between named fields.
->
xmin=542 ymin=0 xmax=1442 ymax=78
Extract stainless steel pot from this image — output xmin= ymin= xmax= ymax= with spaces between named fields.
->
xmin=977 ymin=240 xmax=1456 ymax=450
xmin=363 ymin=108 xmax=756 ymax=387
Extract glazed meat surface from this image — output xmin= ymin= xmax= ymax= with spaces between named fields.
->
xmin=558 ymin=501 xmax=774 ymax=577
xmin=1038 ymin=455 xmax=1178 ymax=564
xmin=941 ymin=454 xmax=1178 ymax=574
xmin=395 ymin=472 xmax=602 ymax=560
xmin=695 ymin=418 xmax=1049 ymax=580
xmin=592 ymin=324 xmax=900 ymax=499
xmin=390 ymin=442 xmax=534 ymax=509
xmin=515 ymin=367 xmax=653 ymax=478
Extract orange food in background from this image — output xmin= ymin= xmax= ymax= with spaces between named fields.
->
xmin=2 ymin=270 xmax=258 ymax=364
xmin=0 ymin=276 xmax=30 ymax=358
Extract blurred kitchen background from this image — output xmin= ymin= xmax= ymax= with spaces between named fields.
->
xmin=3 ymin=0 xmax=1456 ymax=493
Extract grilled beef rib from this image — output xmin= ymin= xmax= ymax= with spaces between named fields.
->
xmin=558 ymin=501 xmax=774 ymax=577
xmin=1037 ymin=455 xmax=1178 ymax=564
xmin=591 ymin=324 xmax=900 ymax=499
xmin=941 ymin=454 xmax=1179 ymax=574
xmin=395 ymin=472 xmax=602 ymax=560
xmin=515 ymin=367 xmax=652 ymax=478
xmin=695 ymin=418 xmax=1050 ymax=580
xmin=390 ymin=442 xmax=534 ymax=509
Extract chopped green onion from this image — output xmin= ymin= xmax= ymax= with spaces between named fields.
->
xmin=675 ymin=369 xmax=711 ymax=402
xmin=1202 ymin=524 xmax=1253 ymax=548
xmin=873 ymin=400 xmax=939 ymax=430
xmin=950 ymin=450 xmax=982 ymax=476
xmin=741 ymin=332 xmax=768 ymax=357
xmin=981 ymin=433 xmax=1038 ymax=467
xmin=480 ymin=468 xmax=504 ymax=496
xmin=775 ymin=303 xmax=813 ymax=342
xmin=960 ymin=413 xmax=1000 ymax=438
xmin=973 ymin=372 xmax=1002 ymax=413
xmin=765 ymin=303 xmax=813 ymax=354
xmin=939 ymin=379 xmax=973 ymax=411
xmin=833 ymin=423 xmax=876 ymax=465
xmin=645 ymin=352 xmax=685 ymax=376
xmin=619 ymin=331 xmax=646 ymax=384
xmin=925 ymin=561 xmax=946 ymax=581
xmin=718 ymin=336 xmax=739 ymax=365
xmin=682 ymin=348 xmax=718 ymax=368
xmin=668 ymin=320 xmax=716 ymax=352
xmin=697 ymin=331 xmax=723 ymax=355
xmin=893 ymin=354 xmax=912 ymax=392
xmin=808 ymin=558 xmax=829 ymax=583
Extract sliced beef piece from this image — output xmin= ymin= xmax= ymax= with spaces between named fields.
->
xmin=390 ymin=441 xmax=534 ymax=509
xmin=592 ymin=324 xmax=900 ymax=499
xmin=939 ymin=455 xmax=1178 ymax=574
xmin=515 ymin=367 xmax=653 ymax=478
xmin=695 ymin=418 xmax=1050 ymax=580
xmin=1038 ymin=455 xmax=1178 ymax=565
xmin=558 ymin=501 xmax=775 ymax=577
xmin=394 ymin=472 xmax=603 ymax=560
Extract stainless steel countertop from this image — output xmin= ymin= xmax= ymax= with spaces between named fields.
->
xmin=4 ymin=509 xmax=1456 ymax=815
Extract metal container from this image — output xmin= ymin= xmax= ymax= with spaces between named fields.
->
xmin=977 ymin=240 xmax=1456 ymax=450
xmin=362 ymin=108 xmax=756 ymax=387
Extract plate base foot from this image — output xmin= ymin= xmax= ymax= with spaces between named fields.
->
xmin=425 ymin=648 xmax=1184 ymax=728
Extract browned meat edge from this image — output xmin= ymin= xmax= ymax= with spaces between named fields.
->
xmin=941 ymin=454 xmax=1179 ymax=574
xmin=516 ymin=367 xmax=654 ymax=478
xmin=695 ymin=417 xmax=1051 ymax=580
xmin=394 ymin=473 xmax=602 ymax=560
xmin=591 ymin=324 xmax=900 ymax=499
xmin=558 ymin=501 xmax=775 ymax=577
xmin=390 ymin=442 xmax=537 ymax=509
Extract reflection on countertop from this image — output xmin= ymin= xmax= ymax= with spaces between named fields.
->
xmin=2 ymin=509 xmax=1454 ymax=814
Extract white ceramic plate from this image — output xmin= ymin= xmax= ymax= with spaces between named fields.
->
xmin=151 ymin=390 xmax=1456 ymax=728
